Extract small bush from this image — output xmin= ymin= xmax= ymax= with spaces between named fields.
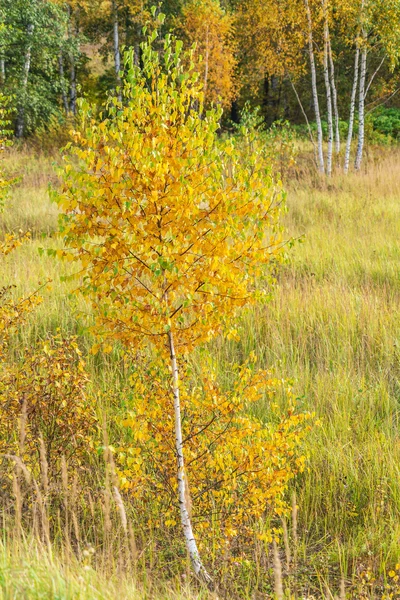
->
xmin=118 ymin=358 xmax=311 ymax=561
xmin=366 ymin=107 xmax=400 ymax=143
xmin=0 ymin=333 xmax=97 ymax=480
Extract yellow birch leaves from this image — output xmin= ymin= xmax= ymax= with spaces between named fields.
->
xmin=56 ymin=24 xmax=285 ymax=356
xmin=117 ymin=360 xmax=312 ymax=553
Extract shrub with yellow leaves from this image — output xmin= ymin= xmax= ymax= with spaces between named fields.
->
xmin=0 ymin=334 xmax=97 ymax=481
xmin=118 ymin=355 xmax=311 ymax=560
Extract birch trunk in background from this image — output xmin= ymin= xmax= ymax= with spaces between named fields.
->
xmin=16 ymin=23 xmax=34 ymax=138
xmin=167 ymin=330 xmax=213 ymax=589
xmin=344 ymin=46 xmax=360 ymax=173
xmin=304 ymin=0 xmax=325 ymax=174
xmin=134 ymin=42 xmax=140 ymax=66
xmin=59 ymin=51 xmax=69 ymax=114
xmin=0 ymin=58 xmax=5 ymax=84
xmin=354 ymin=42 xmax=367 ymax=171
xmin=328 ymin=39 xmax=340 ymax=158
xmin=70 ymin=53 xmax=77 ymax=115
xmin=67 ymin=6 xmax=77 ymax=116
xmin=112 ymin=0 xmax=122 ymax=103
xmin=134 ymin=23 xmax=140 ymax=67
xmin=203 ymin=26 xmax=209 ymax=103
xmin=323 ymin=4 xmax=333 ymax=176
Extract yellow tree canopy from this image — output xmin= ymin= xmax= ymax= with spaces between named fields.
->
xmin=55 ymin=28 xmax=285 ymax=356
xmin=177 ymin=0 xmax=237 ymax=108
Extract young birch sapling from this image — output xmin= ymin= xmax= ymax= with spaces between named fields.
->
xmin=55 ymin=19 xmax=286 ymax=585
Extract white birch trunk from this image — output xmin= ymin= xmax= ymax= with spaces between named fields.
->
xmin=0 ymin=58 xmax=5 ymax=84
xmin=16 ymin=23 xmax=34 ymax=138
xmin=304 ymin=0 xmax=325 ymax=174
xmin=167 ymin=330 xmax=213 ymax=588
xmin=328 ymin=39 xmax=340 ymax=158
xmin=344 ymin=46 xmax=360 ymax=174
xmin=67 ymin=6 xmax=77 ymax=116
xmin=70 ymin=59 xmax=77 ymax=115
xmin=112 ymin=0 xmax=122 ymax=103
xmin=323 ymin=5 xmax=333 ymax=176
xmin=59 ymin=51 xmax=69 ymax=114
xmin=134 ymin=23 xmax=140 ymax=67
xmin=354 ymin=43 xmax=367 ymax=171
xmin=203 ymin=26 xmax=209 ymax=103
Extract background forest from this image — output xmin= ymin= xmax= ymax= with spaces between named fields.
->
xmin=1 ymin=0 xmax=400 ymax=159
xmin=1 ymin=1 xmax=400 ymax=599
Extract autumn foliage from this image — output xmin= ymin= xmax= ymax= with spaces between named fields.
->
xmin=0 ymin=335 xmax=97 ymax=480
xmin=54 ymin=21 xmax=310 ymax=578
xmin=55 ymin=27 xmax=285 ymax=355
xmin=177 ymin=0 xmax=237 ymax=108
xmin=118 ymin=357 xmax=311 ymax=550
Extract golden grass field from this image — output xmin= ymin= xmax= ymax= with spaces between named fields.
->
xmin=1 ymin=145 xmax=400 ymax=598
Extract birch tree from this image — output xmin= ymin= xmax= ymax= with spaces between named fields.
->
xmin=344 ymin=45 xmax=359 ymax=173
xmin=177 ymin=0 xmax=237 ymax=108
xmin=55 ymin=23 xmax=285 ymax=584
xmin=0 ymin=0 xmax=71 ymax=135
xmin=354 ymin=35 xmax=367 ymax=170
xmin=54 ymin=0 xmax=89 ymax=116
xmin=111 ymin=0 xmax=122 ymax=101
xmin=322 ymin=0 xmax=333 ymax=175
xmin=328 ymin=39 xmax=340 ymax=158
xmin=337 ymin=0 xmax=400 ymax=171
xmin=304 ymin=0 xmax=325 ymax=174
xmin=15 ymin=22 xmax=34 ymax=138
xmin=83 ymin=0 xmax=151 ymax=103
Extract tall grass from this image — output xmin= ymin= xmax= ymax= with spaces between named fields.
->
xmin=1 ymin=145 xmax=400 ymax=597
xmin=238 ymin=150 xmax=400 ymax=568
xmin=0 ymin=540 xmax=210 ymax=600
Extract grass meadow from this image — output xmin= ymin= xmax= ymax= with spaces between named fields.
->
xmin=1 ymin=145 xmax=400 ymax=598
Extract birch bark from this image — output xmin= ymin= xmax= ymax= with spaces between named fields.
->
xmin=67 ymin=6 xmax=77 ymax=116
xmin=59 ymin=51 xmax=69 ymax=114
xmin=167 ymin=330 xmax=213 ymax=588
xmin=70 ymin=52 xmax=77 ymax=115
xmin=16 ymin=23 xmax=34 ymax=138
xmin=0 ymin=58 xmax=5 ymax=84
xmin=304 ymin=0 xmax=325 ymax=174
xmin=354 ymin=42 xmax=367 ymax=171
xmin=328 ymin=39 xmax=340 ymax=158
xmin=323 ymin=4 xmax=333 ymax=176
xmin=203 ymin=26 xmax=209 ymax=103
xmin=134 ymin=22 xmax=141 ymax=67
xmin=112 ymin=0 xmax=122 ymax=103
xmin=344 ymin=45 xmax=359 ymax=173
